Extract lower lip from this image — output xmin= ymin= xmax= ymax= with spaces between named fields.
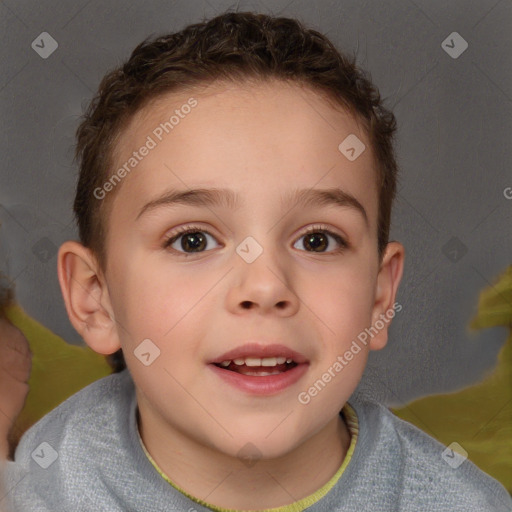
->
xmin=208 ymin=363 xmax=309 ymax=396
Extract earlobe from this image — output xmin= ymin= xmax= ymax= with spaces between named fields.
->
xmin=57 ymin=241 xmax=121 ymax=355
xmin=369 ymin=241 xmax=405 ymax=351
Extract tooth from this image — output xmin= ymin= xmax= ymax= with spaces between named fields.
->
xmin=245 ymin=357 xmax=262 ymax=367
xmin=228 ymin=357 xmax=291 ymax=367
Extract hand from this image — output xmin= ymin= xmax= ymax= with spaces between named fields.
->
xmin=0 ymin=316 xmax=31 ymax=459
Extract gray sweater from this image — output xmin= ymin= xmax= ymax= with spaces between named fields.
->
xmin=2 ymin=370 xmax=511 ymax=511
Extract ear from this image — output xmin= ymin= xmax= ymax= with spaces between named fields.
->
xmin=57 ymin=241 xmax=121 ymax=355
xmin=368 ymin=241 xmax=405 ymax=351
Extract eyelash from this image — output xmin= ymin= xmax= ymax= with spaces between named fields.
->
xmin=163 ymin=224 xmax=349 ymax=256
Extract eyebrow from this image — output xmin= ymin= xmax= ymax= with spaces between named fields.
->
xmin=136 ymin=186 xmax=368 ymax=226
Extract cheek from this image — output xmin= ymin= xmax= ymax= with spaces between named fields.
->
xmin=109 ymin=253 xmax=215 ymax=353
xmin=311 ymin=262 xmax=376 ymax=335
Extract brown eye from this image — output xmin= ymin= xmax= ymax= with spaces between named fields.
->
xmin=293 ymin=228 xmax=348 ymax=253
xmin=180 ymin=231 xmax=207 ymax=252
xmin=164 ymin=228 xmax=219 ymax=254
xmin=303 ymin=232 xmax=328 ymax=252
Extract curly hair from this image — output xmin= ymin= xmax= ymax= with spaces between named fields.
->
xmin=74 ymin=10 xmax=398 ymax=273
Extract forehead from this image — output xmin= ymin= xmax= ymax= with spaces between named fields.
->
xmin=109 ymin=79 xmax=378 ymax=229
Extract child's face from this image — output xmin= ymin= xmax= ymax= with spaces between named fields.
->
xmin=99 ymin=80 xmax=400 ymax=458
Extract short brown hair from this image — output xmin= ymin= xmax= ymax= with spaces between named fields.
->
xmin=74 ymin=10 xmax=398 ymax=270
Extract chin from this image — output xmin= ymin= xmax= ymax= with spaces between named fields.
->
xmin=212 ymin=429 xmax=302 ymax=463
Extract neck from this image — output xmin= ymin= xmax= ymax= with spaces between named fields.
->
xmin=138 ymin=407 xmax=351 ymax=510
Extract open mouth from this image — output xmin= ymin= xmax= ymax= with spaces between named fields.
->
xmin=209 ymin=348 xmax=309 ymax=394
xmin=213 ymin=356 xmax=299 ymax=376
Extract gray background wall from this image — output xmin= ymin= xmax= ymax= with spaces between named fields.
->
xmin=1 ymin=0 xmax=511 ymax=406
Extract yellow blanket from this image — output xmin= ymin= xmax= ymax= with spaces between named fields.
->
xmin=393 ymin=265 xmax=512 ymax=492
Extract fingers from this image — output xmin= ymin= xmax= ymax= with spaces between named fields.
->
xmin=0 ymin=318 xmax=31 ymax=356
xmin=0 ymin=318 xmax=32 ymax=383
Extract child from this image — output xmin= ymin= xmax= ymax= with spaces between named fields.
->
xmin=2 ymin=10 xmax=511 ymax=511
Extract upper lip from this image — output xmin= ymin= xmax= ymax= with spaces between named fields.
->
xmin=210 ymin=343 xmax=308 ymax=365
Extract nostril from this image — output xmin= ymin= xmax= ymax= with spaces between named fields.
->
xmin=240 ymin=301 xmax=288 ymax=309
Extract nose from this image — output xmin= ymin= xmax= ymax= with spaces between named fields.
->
xmin=227 ymin=250 xmax=300 ymax=317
